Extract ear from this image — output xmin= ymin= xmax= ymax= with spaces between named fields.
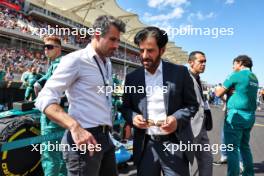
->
xmin=238 ymin=61 xmax=243 ymax=67
xmin=188 ymin=60 xmax=194 ymax=67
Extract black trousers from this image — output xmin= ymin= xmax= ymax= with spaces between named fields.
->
xmin=137 ymin=136 xmax=190 ymax=176
xmin=61 ymin=129 xmax=118 ymax=176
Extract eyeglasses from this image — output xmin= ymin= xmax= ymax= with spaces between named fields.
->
xmin=44 ymin=44 xmax=59 ymax=50
xmin=145 ymin=119 xmax=166 ymax=127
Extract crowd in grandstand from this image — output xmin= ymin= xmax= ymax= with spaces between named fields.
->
xmin=0 ymin=46 xmax=141 ymax=82
xmin=113 ymin=50 xmax=141 ymax=64
xmin=0 ymin=6 xmax=90 ymax=48
xmin=0 ymin=1 xmax=140 ymax=84
xmin=0 ymin=47 xmax=48 ymax=81
xmin=0 ymin=5 xmax=140 ymax=74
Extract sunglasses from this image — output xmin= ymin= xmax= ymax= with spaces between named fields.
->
xmin=44 ymin=44 xmax=59 ymax=50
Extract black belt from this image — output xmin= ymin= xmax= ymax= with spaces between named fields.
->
xmin=86 ymin=125 xmax=111 ymax=134
xmin=146 ymin=134 xmax=176 ymax=142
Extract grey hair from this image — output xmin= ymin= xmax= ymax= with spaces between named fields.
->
xmin=92 ymin=15 xmax=126 ymax=37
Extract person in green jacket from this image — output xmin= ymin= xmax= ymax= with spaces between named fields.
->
xmin=34 ymin=36 xmax=67 ymax=176
xmin=0 ymin=65 xmax=6 ymax=111
xmin=24 ymin=66 xmax=41 ymax=100
xmin=215 ymin=55 xmax=258 ymax=176
xmin=21 ymin=66 xmax=32 ymax=88
xmin=0 ymin=65 xmax=6 ymax=81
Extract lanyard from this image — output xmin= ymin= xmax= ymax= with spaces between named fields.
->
xmin=93 ymin=56 xmax=112 ymax=108
xmin=93 ymin=56 xmax=108 ymax=87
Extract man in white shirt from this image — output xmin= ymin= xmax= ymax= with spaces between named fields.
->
xmin=35 ymin=15 xmax=125 ymax=176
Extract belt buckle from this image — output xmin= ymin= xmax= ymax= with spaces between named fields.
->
xmin=153 ymin=135 xmax=160 ymax=141
xmin=156 ymin=136 xmax=161 ymax=141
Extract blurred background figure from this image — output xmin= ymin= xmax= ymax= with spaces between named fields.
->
xmin=24 ymin=66 xmax=41 ymax=101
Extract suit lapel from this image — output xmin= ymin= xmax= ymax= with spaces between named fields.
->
xmin=162 ymin=60 xmax=170 ymax=115
xmin=137 ymin=68 xmax=148 ymax=119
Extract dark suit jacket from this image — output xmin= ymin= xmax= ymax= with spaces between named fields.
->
xmin=121 ymin=60 xmax=199 ymax=165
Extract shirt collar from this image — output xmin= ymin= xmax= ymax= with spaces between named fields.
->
xmin=241 ymin=67 xmax=250 ymax=71
xmin=86 ymin=43 xmax=98 ymax=59
xmin=86 ymin=43 xmax=109 ymax=65
xmin=189 ymin=70 xmax=200 ymax=80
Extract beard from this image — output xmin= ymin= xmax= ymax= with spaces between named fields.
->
xmin=141 ymin=54 xmax=161 ymax=73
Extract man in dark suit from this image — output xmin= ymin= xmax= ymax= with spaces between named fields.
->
xmin=121 ymin=26 xmax=199 ymax=176
xmin=188 ymin=51 xmax=213 ymax=176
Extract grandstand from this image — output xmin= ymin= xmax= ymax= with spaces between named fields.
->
xmin=0 ymin=0 xmax=189 ymax=83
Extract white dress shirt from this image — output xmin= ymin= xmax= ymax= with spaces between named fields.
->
xmin=35 ymin=44 xmax=112 ymax=128
xmin=145 ymin=61 xmax=167 ymax=135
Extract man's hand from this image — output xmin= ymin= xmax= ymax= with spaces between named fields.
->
xmin=133 ymin=114 xmax=148 ymax=129
xmin=44 ymin=104 xmax=98 ymax=156
xmin=160 ymin=116 xmax=177 ymax=134
xmin=70 ymin=123 xmax=98 ymax=156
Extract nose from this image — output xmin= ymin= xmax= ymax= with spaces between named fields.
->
xmin=142 ymin=50 xmax=149 ymax=59
xmin=113 ymin=41 xmax=119 ymax=49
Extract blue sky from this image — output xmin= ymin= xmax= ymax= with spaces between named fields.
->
xmin=116 ymin=0 xmax=264 ymax=87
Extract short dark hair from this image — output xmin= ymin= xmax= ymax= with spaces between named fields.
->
xmin=92 ymin=15 xmax=126 ymax=37
xmin=188 ymin=51 xmax=205 ymax=62
xmin=233 ymin=55 xmax=253 ymax=69
xmin=43 ymin=35 xmax=61 ymax=46
xmin=134 ymin=26 xmax=168 ymax=49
